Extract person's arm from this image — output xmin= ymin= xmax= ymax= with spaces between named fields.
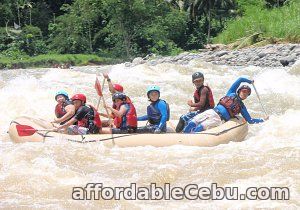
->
xmin=240 ymin=106 xmax=264 ymax=124
xmin=189 ymin=87 xmax=208 ymax=108
xmin=99 ymin=112 xmax=109 ymax=118
xmin=226 ymin=77 xmax=253 ymax=95
xmin=99 ymin=112 xmax=114 ymax=119
xmin=57 ymin=117 xmax=78 ymax=130
xmin=157 ymin=101 xmax=168 ymax=130
xmin=137 ymin=115 xmax=148 ymax=121
xmin=57 ymin=106 xmax=86 ymax=130
xmin=106 ymin=104 xmax=128 ymax=118
xmin=54 ymin=104 xmax=75 ymax=124
xmin=103 ymin=73 xmax=116 ymax=94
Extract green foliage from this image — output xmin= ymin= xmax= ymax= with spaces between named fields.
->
xmin=214 ymin=0 xmax=300 ymax=44
xmin=20 ymin=25 xmax=48 ymax=55
xmin=30 ymin=1 xmax=52 ymax=34
xmin=0 ymin=28 xmax=13 ymax=51
xmin=0 ymin=0 xmax=14 ymax=25
xmin=0 ymin=54 xmax=115 ymax=69
xmin=0 ymin=0 xmax=242 ymax=60
xmin=48 ymin=0 xmax=105 ymax=54
xmin=100 ymin=0 xmax=192 ymax=57
xmin=0 ymin=0 xmax=299 ymax=69
xmin=264 ymin=0 xmax=289 ymax=8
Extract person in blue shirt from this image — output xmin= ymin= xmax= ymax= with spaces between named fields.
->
xmin=137 ymin=86 xmax=170 ymax=133
xmin=183 ymin=77 xmax=268 ymax=133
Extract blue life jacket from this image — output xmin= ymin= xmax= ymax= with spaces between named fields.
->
xmin=147 ymin=99 xmax=170 ymax=125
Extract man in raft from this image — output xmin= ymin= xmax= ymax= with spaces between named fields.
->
xmin=57 ymin=94 xmax=102 ymax=134
xmin=176 ymin=72 xmax=215 ymax=132
xmin=183 ymin=77 xmax=269 ymax=133
xmin=137 ymin=86 xmax=170 ymax=134
xmin=101 ymin=92 xmax=138 ymax=134
xmin=52 ymin=90 xmax=75 ymax=125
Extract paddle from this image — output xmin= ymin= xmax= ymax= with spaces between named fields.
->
xmin=16 ymin=124 xmax=55 ymax=137
xmin=252 ymin=83 xmax=268 ymax=118
xmin=95 ymin=77 xmax=113 ymax=125
xmin=95 ymin=77 xmax=105 ymax=110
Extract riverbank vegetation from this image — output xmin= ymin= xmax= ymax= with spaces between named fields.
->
xmin=214 ymin=0 xmax=300 ymax=44
xmin=0 ymin=0 xmax=299 ymax=69
xmin=0 ymin=53 xmax=115 ymax=69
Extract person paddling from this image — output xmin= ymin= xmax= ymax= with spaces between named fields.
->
xmin=100 ymin=73 xmax=132 ymax=127
xmin=101 ymin=92 xmax=137 ymax=134
xmin=183 ymin=77 xmax=269 ymax=133
xmin=57 ymin=94 xmax=102 ymax=134
xmin=103 ymin=73 xmax=124 ymax=94
xmin=52 ymin=90 xmax=75 ymax=125
xmin=137 ymin=86 xmax=170 ymax=133
xmin=176 ymin=72 xmax=215 ymax=132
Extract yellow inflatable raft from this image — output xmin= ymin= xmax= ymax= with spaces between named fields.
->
xmin=8 ymin=116 xmax=248 ymax=147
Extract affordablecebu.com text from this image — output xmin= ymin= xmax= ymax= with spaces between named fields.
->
xmin=72 ymin=183 xmax=289 ymax=201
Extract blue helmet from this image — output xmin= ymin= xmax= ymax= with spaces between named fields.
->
xmin=55 ymin=90 xmax=69 ymax=100
xmin=147 ymin=85 xmax=160 ymax=97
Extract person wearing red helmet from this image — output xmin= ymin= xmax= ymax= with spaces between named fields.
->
xmin=101 ymin=92 xmax=137 ymax=134
xmin=183 ymin=77 xmax=269 ymax=133
xmin=103 ymin=73 xmax=124 ymax=94
xmin=57 ymin=93 xmax=102 ymax=134
xmin=100 ymin=73 xmax=131 ymax=127
xmin=112 ymin=84 xmax=124 ymax=93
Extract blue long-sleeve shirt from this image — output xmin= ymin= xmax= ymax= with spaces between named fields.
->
xmin=137 ymin=100 xmax=168 ymax=130
xmin=215 ymin=77 xmax=264 ymax=124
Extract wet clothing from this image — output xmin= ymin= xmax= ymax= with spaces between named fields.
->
xmin=183 ymin=109 xmax=223 ymax=133
xmin=176 ymin=85 xmax=214 ymax=133
xmin=193 ymin=85 xmax=215 ymax=112
xmin=175 ymin=111 xmax=199 ymax=133
xmin=214 ymin=77 xmax=264 ymax=123
xmin=136 ymin=124 xmax=159 ymax=134
xmin=74 ymin=105 xmax=102 ymax=134
xmin=183 ymin=77 xmax=264 ymax=133
xmin=112 ymin=127 xmax=136 ymax=134
xmin=137 ymin=99 xmax=170 ymax=133
xmin=113 ymin=102 xmax=137 ymax=133
xmin=55 ymin=100 xmax=73 ymax=124
xmin=111 ymin=96 xmax=132 ymax=119
xmin=67 ymin=125 xmax=88 ymax=135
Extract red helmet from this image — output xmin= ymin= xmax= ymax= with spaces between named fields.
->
xmin=113 ymin=84 xmax=124 ymax=92
xmin=71 ymin=94 xmax=86 ymax=103
xmin=237 ymin=85 xmax=251 ymax=96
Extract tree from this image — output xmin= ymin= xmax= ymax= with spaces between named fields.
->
xmin=16 ymin=0 xmax=33 ymax=26
xmin=0 ymin=0 xmax=15 ymax=26
xmin=190 ymin=0 xmax=237 ymax=43
xmin=48 ymin=0 xmax=105 ymax=54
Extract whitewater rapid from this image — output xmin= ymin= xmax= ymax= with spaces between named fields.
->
xmin=0 ymin=60 xmax=299 ymax=209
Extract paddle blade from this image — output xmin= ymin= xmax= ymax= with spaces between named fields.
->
xmin=95 ymin=77 xmax=103 ymax=97
xmin=16 ymin=124 xmax=37 ymax=136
